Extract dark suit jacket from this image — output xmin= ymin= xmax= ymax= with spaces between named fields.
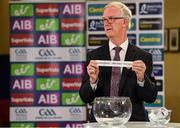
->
xmin=79 ymin=42 xmax=157 ymax=121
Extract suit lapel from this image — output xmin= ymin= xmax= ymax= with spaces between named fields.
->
xmin=100 ymin=43 xmax=111 ymax=60
xmin=99 ymin=43 xmax=112 ymax=85
xmin=119 ymin=44 xmax=136 ymax=95
xmin=99 ymin=43 xmax=112 ymax=94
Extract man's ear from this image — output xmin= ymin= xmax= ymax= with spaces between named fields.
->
xmin=122 ymin=18 xmax=129 ymax=29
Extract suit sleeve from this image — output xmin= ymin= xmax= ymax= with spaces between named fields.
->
xmin=79 ymin=52 xmax=96 ymax=103
xmin=136 ymin=53 xmax=157 ymax=103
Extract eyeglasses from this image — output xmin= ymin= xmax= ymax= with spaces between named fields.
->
xmin=102 ymin=16 xmax=127 ymax=24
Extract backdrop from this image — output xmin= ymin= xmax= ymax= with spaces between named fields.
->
xmin=9 ymin=0 xmax=164 ymax=127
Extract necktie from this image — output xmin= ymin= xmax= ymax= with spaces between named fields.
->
xmin=110 ymin=47 xmax=121 ymax=96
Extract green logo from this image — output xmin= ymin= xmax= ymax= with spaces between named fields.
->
xmin=10 ymin=4 xmax=33 ymax=16
xmin=145 ymin=95 xmax=163 ymax=107
xmin=36 ymin=78 xmax=60 ymax=91
xmin=11 ymin=63 xmax=34 ymax=76
xmin=129 ymin=18 xmax=136 ymax=31
xmin=62 ymin=93 xmax=84 ymax=105
xmin=36 ymin=18 xmax=59 ymax=31
xmin=61 ymin=33 xmax=84 ymax=46
xmin=11 ymin=123 xmax=34 ymax=128
xmin=139 ymin=33 xmax=162 ymax=46
xmin=88 ymin=4 xmax=106 ymax=16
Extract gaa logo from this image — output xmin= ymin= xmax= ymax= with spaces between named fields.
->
xmin=69 ymin=48 xmax=80 ymax=56
xmin=69 ymin=107 xmax=82 ymax=114
xmin=15 ymin=108 xmax=27 ymax=114
xmin=39 ymin=109 xmax=56 ymax=116
xmin=39 ymin=49 xmax=56 ymax=56
xmin=15 ymin=49 xmax=27 ymax=55
xmin=148 ymin=49 xmax=162 ymax=55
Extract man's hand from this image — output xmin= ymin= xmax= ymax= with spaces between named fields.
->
xmin=132 ymin=60 xmax=146 ymax=82
xmin=87 ymin=60 xmax=99 ymax=84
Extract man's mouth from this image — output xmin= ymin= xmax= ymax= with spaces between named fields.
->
xmin=106 ymin=28 xmax=112 ymax=31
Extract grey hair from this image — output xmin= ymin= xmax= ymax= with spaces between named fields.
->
xmin=104 ymin=1 xmax=132 ymax=19
xmin=104 ymin=1 xmax=132 ymax=29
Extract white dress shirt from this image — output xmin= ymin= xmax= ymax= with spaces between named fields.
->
xmin=109 ymin=39 xmax=128 ymax=73
xmin=90 ymin=39 xmax=144 ymax=90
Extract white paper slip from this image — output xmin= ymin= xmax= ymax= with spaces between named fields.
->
xmin=96 ymin=60 xmax=133 ymax=68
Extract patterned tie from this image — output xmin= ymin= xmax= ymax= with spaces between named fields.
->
xmin=110 ymin=47 xmax=121 ymax=96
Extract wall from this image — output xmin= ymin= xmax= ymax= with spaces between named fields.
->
xmin=0 ymin=0 xmax=9 ymax=54
xmin=0 ymin=0 xmax=10 ymax=126
xmin=0 ymin=0 xmax=180 ymax=123
xmin=164 ymin=0 xmax=180 ymax=122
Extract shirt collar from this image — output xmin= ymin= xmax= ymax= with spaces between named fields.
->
xmin=109 ymin=39 xmax=129 ymax=52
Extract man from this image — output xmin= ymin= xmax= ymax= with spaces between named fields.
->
xmin=79 ymin=1 xmax=157 ymax=121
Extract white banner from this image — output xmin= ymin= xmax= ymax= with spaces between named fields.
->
xmin=10 ymin=47 xmax=86 ymax=62
xmin=10 ymin=106 xmax=87 ymax=122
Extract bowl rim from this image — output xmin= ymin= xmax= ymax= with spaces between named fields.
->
xmin=146 ymin=108 xmax=172 ymax=113
xmin=95 ymin=96 xmax=131 ymax=100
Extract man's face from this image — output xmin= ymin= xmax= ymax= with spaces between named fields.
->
xmin=103 ymin=6 xmax=125 ymax=39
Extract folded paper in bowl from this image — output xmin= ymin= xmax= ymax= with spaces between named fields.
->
xmin=147 ymin=107 xmax=172 ymax=127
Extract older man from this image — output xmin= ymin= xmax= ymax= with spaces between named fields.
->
xmin=79 ymin=1 xmax=157 ymax=122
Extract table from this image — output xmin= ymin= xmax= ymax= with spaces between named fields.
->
xmin=83 ymin=121 xmax=180 ymax=128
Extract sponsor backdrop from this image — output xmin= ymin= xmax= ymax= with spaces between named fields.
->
xmin=9 ymin=0 xmax=87 ymax=127
xmin=10 ymin=0 xmax=164 ymax=127
xmin=86 ymin=0 xmax=164 ymax=108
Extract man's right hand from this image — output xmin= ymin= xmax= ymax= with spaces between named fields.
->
xmin=87 ymin=60 xmax=99 ymax=84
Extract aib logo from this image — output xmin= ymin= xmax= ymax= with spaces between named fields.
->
xmin=37 ymin=93 xmax=59 ymax=105
xmin=39 ymin=109 xmax=56 ymax=116
xmin=64 ymin=123 xmax=82 ymax=128
xmin=12 ymin=78 xmax=34 ymax=91
xmin=36 ymin=33 xmax=59 ymax=46
xmin=61 ymin=3 xmax=84 ymax=16
xmin=11 ymin=18 xmax=33 ymax=32
xmin=62 ymin=63 xmax=84 ymax=76
xmin=39 ymin=49 xmax=56 ymax=56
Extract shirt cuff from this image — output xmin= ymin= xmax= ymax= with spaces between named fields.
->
xmin=90 ymin=79 xmax=98 ymax=91
xmin=137 ymin=80 xmax=145 ymax=87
